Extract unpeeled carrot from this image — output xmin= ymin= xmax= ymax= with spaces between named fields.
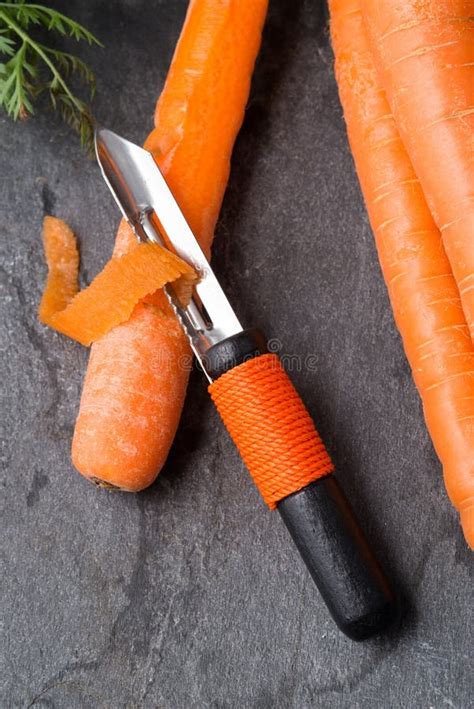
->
xmin=329 ymin=0 xmax=474 ymax=547
xmin=72 ymin=0 xmax=269 ymax=491
xmin=361 ymin=0 xmax=474 ymax=339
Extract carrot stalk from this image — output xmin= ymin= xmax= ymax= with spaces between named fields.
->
xmin=72 ymin=0 xmax=269 ymax=491
xmin=361 ymin=0 xmax=474 ymax=339
xmin=329 ymin=0 xmax=474 ymax=547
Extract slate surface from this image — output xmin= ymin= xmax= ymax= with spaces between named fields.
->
xmin=1 ymin=1 xmax=473 ymax=707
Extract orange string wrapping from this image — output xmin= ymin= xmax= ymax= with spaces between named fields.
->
xmin=208 ymin=353 xmax=334 ymax=508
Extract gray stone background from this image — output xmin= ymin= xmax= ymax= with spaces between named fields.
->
xmin=1 ymin=1 xmax=472 ymax=707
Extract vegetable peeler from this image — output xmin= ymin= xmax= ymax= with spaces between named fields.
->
xmin=95 ymin=128 xmax=399 ymax=640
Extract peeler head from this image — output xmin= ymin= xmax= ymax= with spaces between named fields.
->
xmin=94 ymin=127 xmax=243 ymax=378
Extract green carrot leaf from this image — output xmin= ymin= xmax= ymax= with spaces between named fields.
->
xmin=0 ymin=1 xmax=102 ymax=151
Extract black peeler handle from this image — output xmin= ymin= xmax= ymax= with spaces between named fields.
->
xmin=204 ymin=329 xmax=399 ymax=640
xmin=278 ymin=477 xmax=397 ymax=640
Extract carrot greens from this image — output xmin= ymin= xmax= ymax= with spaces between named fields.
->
xmin=0 ymin=1 xmax=102 ymax=149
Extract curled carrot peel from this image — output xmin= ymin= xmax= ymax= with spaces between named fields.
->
xmin=72 ymin=0 xmax=269 ymax=491
xmin=39 ymin=216 xmax=79 ymax=321
xmin=329 ymin=0 xmax=474 ymax=547
xmin=361 ymin=0 xmax=474 ymax=339
xmin=39 ymin=216 xmax=196 ymax=347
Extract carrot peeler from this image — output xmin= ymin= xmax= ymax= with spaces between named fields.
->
xmin=95 ymin=128 xmax=399 ymax=640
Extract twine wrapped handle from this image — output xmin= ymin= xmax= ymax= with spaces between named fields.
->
xmin=208 ymin=353 xmax=334 ymax=508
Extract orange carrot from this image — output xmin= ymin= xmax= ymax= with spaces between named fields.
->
xmin=72 ymin=0 xmax=268 ymax=491
xmin=329 ymin=0 xmax=474 ymax=547
xmin=39 ymin=218 xmax=196 ymax=347
xmin=361 ymin=0 xmax=474 ymax=338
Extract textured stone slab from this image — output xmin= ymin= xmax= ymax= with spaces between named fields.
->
xmin=1 ymin=1 xmax=472 ymax=706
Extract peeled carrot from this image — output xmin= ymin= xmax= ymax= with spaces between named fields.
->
xmin=329 ymin=0 xmax=474 ymax=547
xmin=72 ymin=0 xmax=268 ymax=491
xmin=39 ymin=217 xmax=196 ymax=347
xmin=361 ymin=0 xmax=474 ymax=339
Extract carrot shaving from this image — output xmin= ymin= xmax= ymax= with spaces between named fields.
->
xmin=38 ymin=216 xmax=79 ymax=320
xmin=39 ymin=216 xmax=196 ymax=347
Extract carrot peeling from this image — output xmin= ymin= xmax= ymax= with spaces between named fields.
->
xmin=39 ymin=216 xmax=79 ymax=322
xmin=39 ymin=216 xmax=196 ymax=347
xmin=329 ymin=0 xmax=474 ymax=547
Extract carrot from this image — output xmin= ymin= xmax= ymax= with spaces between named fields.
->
xmin=72 ymin=0 xmax=269 ymax=491
xmin=329 ymin=0 xmax=474 ymax=547
xmin=361 ymin=0 xmax=474 ymax=339
xmin=39 ymin=217 xmax=196 ymax=347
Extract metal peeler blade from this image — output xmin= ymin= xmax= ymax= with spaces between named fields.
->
xmin=95 ymin=127 xmax=242 ymax=379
